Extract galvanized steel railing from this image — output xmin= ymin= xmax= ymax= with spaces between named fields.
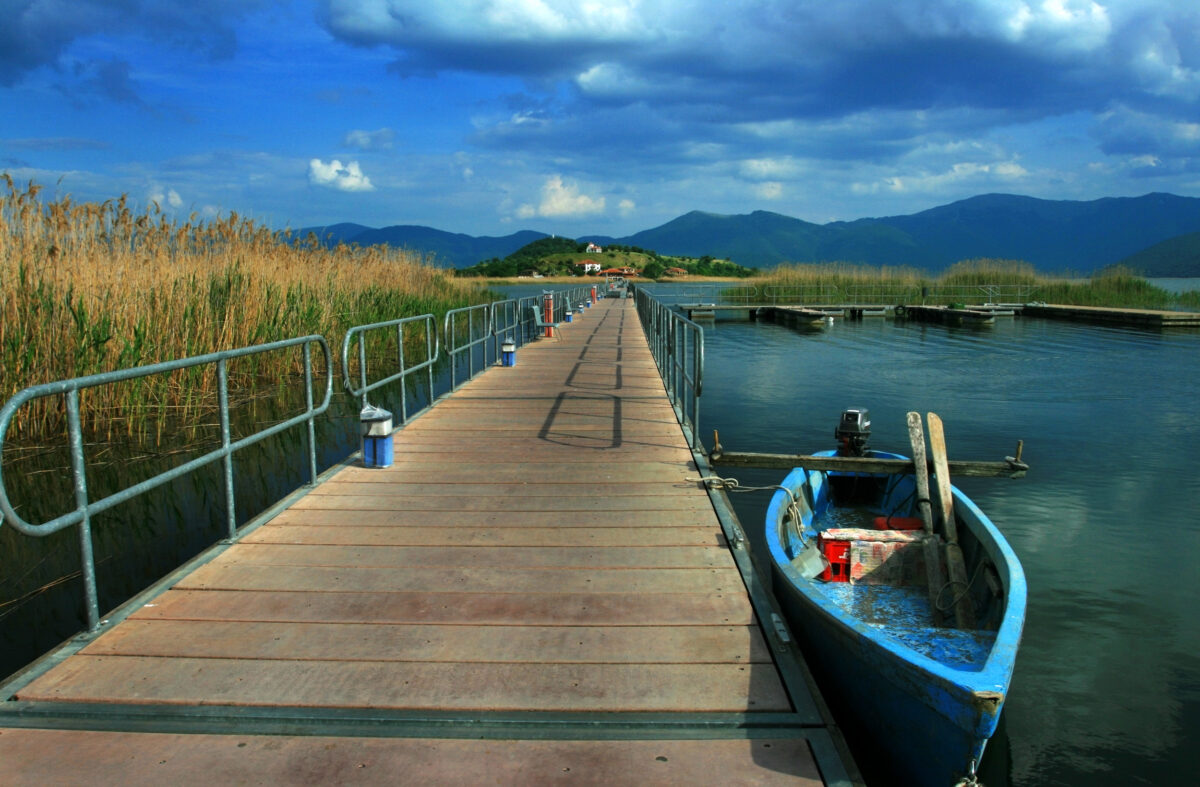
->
xmin=443 ymin=303 xmax=496 ymax=393
xmin=341 ymin=314 xmax=439 ymax=420
xmin=634 ymin=287 xmax=704 ymax=451
xmin=490 ymin=298 xmax=523 ymax=347
xmin=0 ymin=287 xmax=596 ymax=636
xmin=0 ymin=335 xmax=333 ymax=631
xmin=761 ymin=284 xmax=839 ymax=304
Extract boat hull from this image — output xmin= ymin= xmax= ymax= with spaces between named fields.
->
xmin=767 ymin=458 xmax=1025 ymax=786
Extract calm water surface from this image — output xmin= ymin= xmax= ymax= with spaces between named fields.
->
xmin=694 ymin=311 xmax=1200 ymax=786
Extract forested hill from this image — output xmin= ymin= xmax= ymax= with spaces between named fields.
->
xmin=299 ymin=192 xmax=1200 ymax=274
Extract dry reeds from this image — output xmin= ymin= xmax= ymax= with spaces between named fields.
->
xmin=0 ymin=176 xmax=487 ymax=441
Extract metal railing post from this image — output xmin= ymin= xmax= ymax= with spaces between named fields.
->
xmin=217 ymin=358 xmax=236 ymax=539
xmin=303 ymin=343 xmax=318 ymax=485
xmin=66 ymin=390 xmax=100 ymax=631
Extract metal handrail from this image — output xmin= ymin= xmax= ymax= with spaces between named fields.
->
xmin=490 ymin=298 xmax=522 ymax=348
xmin=634 ymin=288 xmax=704 ymax=451
xmin=0 ymin=335 xmax=333 ymax=630
xmin=341 ymin=314 xmax=439 ymax=423
xmin=761 ymin=284 xmax=839 ymax=304
xmin=443 ymin=303 xmax=495 ymax=392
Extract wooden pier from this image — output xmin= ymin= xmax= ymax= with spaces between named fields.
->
xmin=1 ymin=298 xmax=851 ymax=785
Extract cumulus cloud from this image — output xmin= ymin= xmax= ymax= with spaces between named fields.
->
xmin=344 ymin=127 xmax=395 ymax=150
xmin=148 ymin=185 xmax=183 ymax=210
xmin=516 ymin=175 xmax=606 ymax=219
xmin=308 ymin=158 xmax=375 ymax=192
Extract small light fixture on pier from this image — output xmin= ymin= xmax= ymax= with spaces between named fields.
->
xmin=502 ymin=337 xmax=516 ymax=367
xmin=360 ymin=404 xmax=394 ymax=468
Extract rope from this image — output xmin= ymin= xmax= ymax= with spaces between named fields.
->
xmin=689 ymin=475 xmax=810 ymax=546
xmin=934 ymin=555 xmax=987 ymax=614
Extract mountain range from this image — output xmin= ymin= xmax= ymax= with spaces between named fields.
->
xmin=298 ymin=192 xmax=1200 ymax=275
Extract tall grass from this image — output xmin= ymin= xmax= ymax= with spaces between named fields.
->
xmin=755 ymin=258 xmax=1190 ymax=309
xmin=1 ymin=176 xmax=489 ymax=441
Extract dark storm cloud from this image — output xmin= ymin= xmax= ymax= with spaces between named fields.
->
xmin=0 ymin=0 xmax=272 ymax=87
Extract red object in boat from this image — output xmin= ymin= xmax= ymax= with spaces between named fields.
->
xmin=873 ymin=516 xmax=925 ymax=531
xmin=818 ymin=536 xmax=851 ymax=582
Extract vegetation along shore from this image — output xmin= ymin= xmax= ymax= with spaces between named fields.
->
xmin=4 ymin=178 xmax=1196 ymax=443
xmin=0 ymin=177 xmax=491 ymax=442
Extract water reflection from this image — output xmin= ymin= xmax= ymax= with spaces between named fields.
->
xmin=700 ymin=314 xmax=1200 ymax=787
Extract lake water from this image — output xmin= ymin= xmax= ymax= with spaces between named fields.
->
xmin=689 ymin=309 xmax=1200 ymax=786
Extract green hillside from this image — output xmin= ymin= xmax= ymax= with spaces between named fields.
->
xmin=1115 ymin=231 xmax=1200 ymax=276
xmin=456 ymin=239 xmax=754 ymax=279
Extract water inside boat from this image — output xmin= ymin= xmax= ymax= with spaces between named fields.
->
xmin=781 ymin=458 xmax=1006 ymax=667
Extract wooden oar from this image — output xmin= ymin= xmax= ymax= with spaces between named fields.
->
xmin=907 ymin=412 xmax=946 ymax=626
xmin=927 ymin=412 xmax=976 ymax=629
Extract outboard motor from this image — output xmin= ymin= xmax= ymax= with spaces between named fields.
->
xmin=835 ymin=408 xmax=871 ymax=456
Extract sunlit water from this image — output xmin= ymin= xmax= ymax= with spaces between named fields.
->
xmin=693 ymin=310 xmax=1200 ymax=786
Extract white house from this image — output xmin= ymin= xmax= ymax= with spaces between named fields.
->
xmin=575 ymin=259 xmax=601 ymax=274
xmin=585 ymin=242 xmax=603 ymax=254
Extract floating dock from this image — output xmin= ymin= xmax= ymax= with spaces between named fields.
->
xmin=1 ymin=298 xmax=852 ymax=785
xmin=896 ymin=305 xmax=997 ymax=325
xmin=1021 ymin=303 xmax=1200 ymax=328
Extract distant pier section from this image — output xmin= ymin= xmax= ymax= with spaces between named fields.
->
xmin=675 ymin=299 xmax=1200 ymax=329
xmin=1020 ymin=303 xmax=1200 ymax=328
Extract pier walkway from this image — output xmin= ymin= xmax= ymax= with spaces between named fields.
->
xmin=1 ymin=298 xmax=848 ymax=785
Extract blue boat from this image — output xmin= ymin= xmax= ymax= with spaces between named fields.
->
xmin=765 ymin=410 xmax=1026 ymax=786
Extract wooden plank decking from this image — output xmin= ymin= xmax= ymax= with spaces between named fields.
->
xmin=0 ymin=298 xmax=845 ymax=785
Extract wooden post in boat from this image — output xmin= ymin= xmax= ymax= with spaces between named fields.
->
xmin=927 ymin=412 xmax=976 ymax=629
xmin=907 ymin=412 xmax=946 ymax=626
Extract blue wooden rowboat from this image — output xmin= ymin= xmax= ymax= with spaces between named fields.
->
xmin=764 ymin=412 xmax=1025 ymax=786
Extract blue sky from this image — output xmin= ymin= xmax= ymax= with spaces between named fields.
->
xmin=3 ymin=0 xmax=1198 ymax=237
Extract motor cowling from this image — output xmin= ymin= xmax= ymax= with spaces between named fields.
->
xmin=835 ymin=407 xmax=871 ymax=456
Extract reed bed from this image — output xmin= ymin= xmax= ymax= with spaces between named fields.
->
xmin=1 ymin=176 xmax=488 ymax=442
xmin=755 ymin=258 xmax=1190 ymax=309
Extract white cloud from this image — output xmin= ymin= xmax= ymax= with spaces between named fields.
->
xmin=869 ymin=160 xmax=1030 ymax=194
xmin=148 ymin=185 xmax=183 ymax=209
xmin=344 ymin=127 xmax=395 ymax=150
xmin=517 ymin=175 xmax=606 ymax=218
xmin=308 ymin=158 xmax=375 ymax=192
xmin=618 ymin=198 xmax=636 ymax=216
xmin=740 ymin=157 xmax=802 ymax=181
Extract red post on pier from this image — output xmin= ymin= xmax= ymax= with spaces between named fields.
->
xmin=543 ymin=292 xmax=555 ymax=338
xmin=591 ymin=285 xmax=597 ymax=304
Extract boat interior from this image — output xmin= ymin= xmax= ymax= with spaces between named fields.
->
xmin=778 ymin=459 xmax=1007 ymax=667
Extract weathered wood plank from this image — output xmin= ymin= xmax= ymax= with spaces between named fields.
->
xmin=333 ymin=460 xmax=697 ymax=478
xmin=267 ymin=508 xmax=716 ymax=528
xmin=218 ymin=544 xmax=731 ymax=569
xmin=306 ymin=481 xmax=704 ymax=498
xmin=0 ymin=731 xmax=822 ymax=786
xmin=81 ymin=620 xmax=772 ymax=664
xmin=288 ymin=495 xmax=713 ymax=512
xmin=17 ymin=657 xmax=791 ymax=712
xmin=243 ymin=524 xmax=725 ymax=547
xmin=710 ymin=449 xmax=1028 ymax=477
xmin=176 ymin=564 xmax=745 ymax=594
xmin=131 ymin=589 xmax=758 ymax=626
xmin=928 ymin=412 xmax=975 ymax=629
